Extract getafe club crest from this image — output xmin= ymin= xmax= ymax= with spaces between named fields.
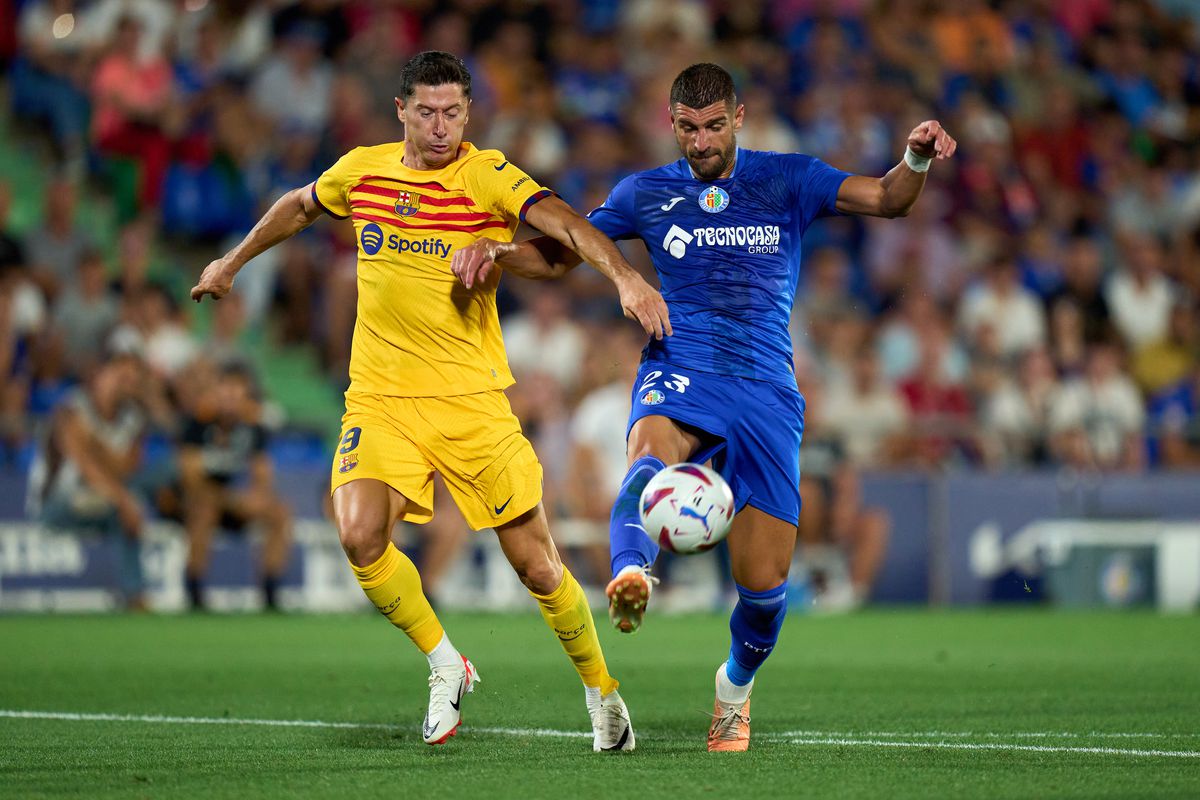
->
xmin=699 ymin=186 xmax=729 ymax=214
xmin=640 ymin=389 xmax=665 ymax=406
xmin=395 ymin=190 xmax=421 ymax=217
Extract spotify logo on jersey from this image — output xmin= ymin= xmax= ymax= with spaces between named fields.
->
xmin=360 ymin=223 xmax=385 ymax=255
xmin=357 ymin=222 xmax=455 ymax=260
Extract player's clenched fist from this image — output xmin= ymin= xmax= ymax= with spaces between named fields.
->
xmin=191 ymin=258 xmax=237 ymax=302
xmin=615 ymin=274 xmax=672 ymax=341
xmin=907 ymin=120 xmax=957 ymax=161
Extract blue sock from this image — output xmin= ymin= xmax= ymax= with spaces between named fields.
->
xmin=725 ymin=582 xmax=788 ymax=686
xmin=609 ymin=455 xmax=666 ymax=577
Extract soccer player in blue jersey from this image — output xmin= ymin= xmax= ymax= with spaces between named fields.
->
xmin=451 ymin=63 xmax=956 ymax=751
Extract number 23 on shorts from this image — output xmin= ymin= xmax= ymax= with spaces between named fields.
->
xmin=639 ymin=370 xmax=691 ymax=394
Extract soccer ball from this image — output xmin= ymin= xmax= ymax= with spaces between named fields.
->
xmin=639 ymin=463 xmax=735 ymax=554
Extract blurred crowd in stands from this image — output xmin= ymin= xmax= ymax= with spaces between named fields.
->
xmin=2 ymin=0 xmax=1199 ymax=603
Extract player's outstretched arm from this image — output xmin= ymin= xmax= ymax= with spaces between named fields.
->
xmin=452 ymin=196 xmax=672 ymax=340
xmin=451 ymin=234 xmax=581 ymax=287
xmin=190 ymin=183 xmax=324 ymax=302
xmin=835 ymin=120 xmax=957 ymax=218
xmin=525 ymin=196 xmax=672 ymax=339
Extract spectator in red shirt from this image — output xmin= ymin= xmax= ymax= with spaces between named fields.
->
xmin=899 ymin=322 xmax=976 ymax=467
xmin=91 ymin=15 xmax=176 ymax=211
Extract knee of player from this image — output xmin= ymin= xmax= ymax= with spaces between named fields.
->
xmin=336 ymin=513 xmax=389 ymax=566
xmin=626 ymin=436 xmax=679 ymax=466
xmin=514 ymin=558 xmax=563 ymax=595
xmin=626 ymin=439 xmax=656 ymax=464
xmin=737 ymin=571 xmax=791 ymax=595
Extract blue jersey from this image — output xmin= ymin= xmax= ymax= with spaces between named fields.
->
xmin=588 ymin=148 xmax=850 ymax=388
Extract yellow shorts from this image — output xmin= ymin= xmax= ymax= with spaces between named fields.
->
xmin=330 ymin=390 xmax=543 ymax=531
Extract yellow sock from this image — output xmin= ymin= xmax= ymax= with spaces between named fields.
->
xmin=530 ymin=567 xmax=618 ymax=695
xmin=350 ymin=543 xmax=444 ymax=654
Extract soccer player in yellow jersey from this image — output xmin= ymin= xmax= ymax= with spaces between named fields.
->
xmin=190 ymin=51 xmax=670 ymax=750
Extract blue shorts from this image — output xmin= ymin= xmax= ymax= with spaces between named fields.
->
xmin=627 ymin=361 xmax=806 ymax=525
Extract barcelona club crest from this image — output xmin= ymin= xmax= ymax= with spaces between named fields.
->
xmin=394 ymin=190 xmax=421 ymax=217
xmin=338 ymin=453 xmax=359 ymax=473
xmin=699 ymin=186 xmax=729 ymax=214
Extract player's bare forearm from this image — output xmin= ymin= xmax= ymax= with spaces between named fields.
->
xmin=523 ymin=197 xmax=672 ymax=338
xmin=451 ymin=236 xmax=579 ymax=289
xmin=564 ymin=218 xmax=637 ymax=284
xmin=498 ymin=237 xmax=582 ymax=280
xmin=191 ymin=184 xmax=323 ymax=302
xmin=523 ymin=196 xmax=635 ymax=284
xmin=836 ymin=158 xmax=928 ymax=218
xmin=879 ymin=160 xmax=929 ymax=217
xmin=835 ymin=120 xmax=956 ymax=218
xmin=227 ymin=186 xmax=320 ymax=268
xmin=457 ymin=196 xmax=672 ymax=338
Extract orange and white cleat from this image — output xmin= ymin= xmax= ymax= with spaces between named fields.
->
xmin=707 ymin=663 xmax=752 ymax=752
xmin=422 ymin=655 xmax=480 ymax=745
xmin=605 ymin=566 xmax=657 ymax=633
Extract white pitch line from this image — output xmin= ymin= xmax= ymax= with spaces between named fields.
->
xmin=0 ymin=710 xmax=588 ymax=739
xmin=472 ymin=726 xmax=589 ymax=739
xmin=786 ymin=736 xmax=1200 ymax=759
xmin=773 ymin=729 xmax=1200 ymax=741
xmin=1 ymin=710 xmax=1197 ymax=757
xmin=0 ymin=710 xmax=394 ymax=730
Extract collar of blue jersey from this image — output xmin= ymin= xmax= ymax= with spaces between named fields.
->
xmin=683 ymin=147 xmax=741 ymax=182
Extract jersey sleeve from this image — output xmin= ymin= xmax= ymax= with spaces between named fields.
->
xmin=311 ymin=148 xmax=359 ymax=219
xmin=788 ymin=154 xmax=852 ymax=227
xmin=468 ymin=151 xmax=554 ymax=223
xmin=585 ymin=174 xmax=638 ymax=241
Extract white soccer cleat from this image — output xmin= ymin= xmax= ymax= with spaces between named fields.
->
xmin=422 ymin=655 xmax=480 ymax=745
xmin=605 ymin=566 xmax=658 ymax=634
xmin=587 ymin=689 xmax=636 ymax=752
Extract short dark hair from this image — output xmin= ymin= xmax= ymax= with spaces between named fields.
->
xmin=669 ymin=63 xmax=736 ymax=110
xmin=399 ymin=51 xmax=472 ymax=101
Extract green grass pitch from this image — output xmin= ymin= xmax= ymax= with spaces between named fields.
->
xmin=2 ymin=610 xmax=1198 ymax=798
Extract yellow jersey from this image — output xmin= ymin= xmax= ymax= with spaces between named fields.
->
xmin=312 ymin=141 xmax=552 ymax=397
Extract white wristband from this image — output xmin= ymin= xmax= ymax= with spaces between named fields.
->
xmin=904 ymin=146 xmax=932 ymax=173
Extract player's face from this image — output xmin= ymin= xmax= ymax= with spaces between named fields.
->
xmin=396 ymin=84 xmax=470 ymax=170
xmin=671 ymin=100 xmax=744 ymax=181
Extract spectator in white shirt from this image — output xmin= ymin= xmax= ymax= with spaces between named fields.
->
xmin=959 ymin=254 xmax=1047 ymax=361
xmin=1105 ymin=233 xmax=1175 ymax=351
xmin=1049 ymin=343 xmax=1145 ymax=471
xmin=503 ymin=284 xmax=586 ymax=390
xmin=982 ymin=347 xmax=1061 ymax=466
xmin=824 ymin=345 xmax=909 ymax=468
